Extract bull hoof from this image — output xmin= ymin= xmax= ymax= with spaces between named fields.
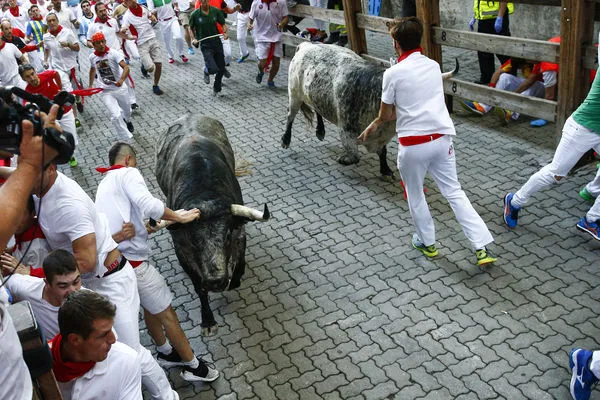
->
xmin=316 ymin=129 xmax=325 ymax=141
xmin=281 ymin=135 xmax=291 ymax=149
xmin=338 ymin=155 xmax=360 ymax=165
xmin=201 ymin=324 xmax=219 ymax=336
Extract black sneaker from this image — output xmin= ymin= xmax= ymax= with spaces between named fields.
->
xmin=180 ymin=358 xmax=219 ymax=382
xmin=203 ymin=72 xmax=210 ymax=84
xmin=141 ymin=65 xmax=150 ymax=78
xmin=223 ymin=69 xmax=231 ymax=79
xmin=157 ymin=349 xmax=185 ymax=367
xmin=131 ymin=103 xmax=139 ymax=110
xmin=125 ymin=120 xmax=134 ymax=133
xmin=256 ymin=71 xmax=264 ymax=84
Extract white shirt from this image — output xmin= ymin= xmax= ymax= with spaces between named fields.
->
xmin=56 ymin=342 xmax=142 ymax=400
xmin=43 ymin=27 xmax=79 ymax=72
xmin=121 ymin=6 xmax=156 ymax=46
xmin=53 ymin=6 xmax=78 ymax=33
xmin=34 ymin=172 xmax=119 ymax=277
xmin=3 ymin=6 xmax=29 ymax=31
xmin=87 ymin=18 xmax=120 ymax=49
xmin=95 ymin=168 xmax=164 ymax=262
xmin=381 ymin=51 xmax=456 ymax=138
xmin=176 ymin=0 xmax=192 ymax=12
xmin=0 ymin=289 xmax=33 ymax=400
xmin=146 ymin=0 xmax=176 ymax=21
xmin=248 ymin=0 xmax=287 ymax=43
xmin=4 ymin=275 xmax=60 ymax=340
xmin=0 ymin=42 xmax=23 ymax=86
xmin=89 ymin=48 xmax=126 ymax=90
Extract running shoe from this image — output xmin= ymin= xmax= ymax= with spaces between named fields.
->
xmin=411 ymin=234 xmax=438 ymax=258
xmin=569 ymin=348 xmax=598 ymax=400
xmin=180 ymin=55 xmax=189 ymax=63
xmin=75 ymin=118 xmax=81 ymax=128
xmin=188 ymin=47 xmax=195 ymax=55
xmin=475 ymin=248 xmax=497 ymax=266
xmin=224 ymin=69 xmax=231 ymax=79
xmin=152 ymin=85 xmax=164 ymax=95
xmin=131 ymin=103 xmax=139 ymax=111
xmin=203 ymin=72 xmax=210 ymax=84
xmin=141 ymin=65 xmax=150 ymax=78
xmin=157 ymin=349 xmax=185 ymax=367
xmin=493 ymin=106 xmax=512 ymax=125
xmin=180 ymin=358 xmax=220 ymax=382
xmin=503 ymin=192 xmax=520 ymax=229
xmin=68 ymin=156 xmax=78 ymax=167
xmin=125 ymin=120 xmax=134 ymax=133
xmin=459 ymin=100 xmax=485 ymax=116
xmin=237 ymin=53 xmax=249 ymax=63
xmin=168 ymin=58 xmax=175 ymax=64
xmin=579 ymin=188 xmax=595 ymax=203
xmin=256 ymin=71 xmax=264 ymax=84
xmin=267 ymin=81 xmax=275 ymax=89
xmin=576 ymin=217 xmax=600 ymax=241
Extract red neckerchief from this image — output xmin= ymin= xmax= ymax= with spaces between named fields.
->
xmin=93 ymin=45 xmax=110 ymax=57
xmin=49 ymin=25 xmax=63 ymax=36
xmin=14 ymin=220 xmax=45 ymax=251
xmin=50 ymin=334 xmax=96 ymax=383
xmin=95 ymin=164 xmax=125 ymax=173
xmin=9 ymin=6 xmax=20 ymax=16
xmin=31 ymin=15 xmax=43 ymax=21
xmin=261 ymin=0 xmax=276 ymax=9
xmin=129 ymin=4 xmax=143 ymax=17
xmin=95 ymin=16 xmax=111 ymax=26
xmin=30 ymin=0 xmax=38 ymax=4
xmin=397 ymin=46 xmax=423 ymax=63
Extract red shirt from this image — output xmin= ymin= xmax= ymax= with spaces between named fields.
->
xmin=25 ymin=70 xmax=72 ymax=113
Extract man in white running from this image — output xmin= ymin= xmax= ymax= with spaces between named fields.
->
xmin=95 ymin=142 xmax=219 ymax=383
xmin=360 ymin=17 xmax=498 ymax=266
xmin=147 ymin=0 xmax=188 ymax=64
xmin=88 ymin=31 xmax=134 ymax=140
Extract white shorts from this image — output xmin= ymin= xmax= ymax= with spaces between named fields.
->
xmin=255 ymin=41 xmax=282 ymax=60
xmin=134 ymin=261 xmax=173 ymax=315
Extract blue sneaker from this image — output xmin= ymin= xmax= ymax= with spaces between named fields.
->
xmin=237 ymin=53 xmax=249 ymax=63
xmin=569 ymin=348 xmax=598 ymax=400
xmin=503 ymin=193 xmax=520 ymax=229
xmin=576 ymin=217 xmax=600 ymax=241
xmin=188 ymin=47 xmax=195 ymax=55
xmin=267 ymin=81 xmax=275 ymax=89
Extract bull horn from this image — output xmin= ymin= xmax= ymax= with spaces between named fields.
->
xmin=231 ymin=204 xmax=270 ymax=221
xmin=441 ymin=58 xmax=459 ymax=80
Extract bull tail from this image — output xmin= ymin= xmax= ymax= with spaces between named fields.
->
xmin=300 ymin=103 xmax=314 ymax=126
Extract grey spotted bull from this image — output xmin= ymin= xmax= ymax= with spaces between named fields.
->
xmin=156 ymin=115 xmax=269 ymax=335
xmin=283 ymin=42 xmax=458 ymax=178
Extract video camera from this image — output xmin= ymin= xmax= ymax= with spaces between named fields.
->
xmin=0 ymin=86 xmax=75 ymax=164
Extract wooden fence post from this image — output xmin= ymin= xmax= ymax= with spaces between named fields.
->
xmin=556 ymin=0 xmax=594 ymax=142
xmin=341 ymin=0 xmax=367 ymax=54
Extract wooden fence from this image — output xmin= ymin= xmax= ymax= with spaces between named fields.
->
xmin=283 ymin=0 xmax=599 ymax=142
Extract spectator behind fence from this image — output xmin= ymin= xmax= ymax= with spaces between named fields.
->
xmin=470 ymin=1 xmax=513 ymax=85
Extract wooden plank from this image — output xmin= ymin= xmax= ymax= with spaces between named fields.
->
xmin=287 ymin=4 xmax=346 ymax=25
xmin=509 ymin=0 xmax=561 ymax=4
xmin=433 ymin=27 xmax=559 ymax=62
xmin=445 ymin=78 xmax=557 ymax=121
xmin=556 ymin=0 xmax=593 ymax=141
xmin=356 ymin=13 xmax=394 ymax=33
xmin=342 ymin=0 xmax=367 ymax=53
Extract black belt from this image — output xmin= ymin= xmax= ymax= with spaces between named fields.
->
xmin=103 ymin=256 xmax=127 ymax=278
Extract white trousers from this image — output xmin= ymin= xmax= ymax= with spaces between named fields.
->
xmin=480 ymin=73 xmax=546 ymax=115
xmin=159 ymin=18 xmax=185 ymax=59
xmin=237 ymin=12 xmax=251 ymax=57
xmin=397 ymin=135 xmax=494 ymax=250
xmin=100 ymin=86 xmax=132 ymax=140
xmin=84 ymin=264 xmax=177 ymax=400
xmin=125 ymin=39 xmax=140 ymax=60
xmin=222 ymin=37 xmax=232 ymax=65
xmin=309 ymin=0 xmax=327 ymax=30
xmin=512 ymin=117 xmax=600 ymax=222
xmin=584 ymin=167 xmax=600 ymax=197
xmin=57 ymin=109 xmax=79 ymax=146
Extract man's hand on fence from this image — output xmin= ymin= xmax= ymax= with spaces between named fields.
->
xmin=494 ymin=16 xmax=503 ymax=33
xmin=469 ymin=16 xmax=475 ymax=31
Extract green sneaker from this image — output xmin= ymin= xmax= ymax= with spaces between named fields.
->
xmin=476 ymin=248 xmax=497 ymax=266
xmin=492 ymin=106 xmax=511 ymax=126
xmin=75 ymin=118 xmax=81 ymax=128
xmin=68 ymin=157 xmax=78 ymax=167
xmin=579 ymin=188 xmax=595 ymax=203
xmin=412 ymin=234 xmax=438 ymax=257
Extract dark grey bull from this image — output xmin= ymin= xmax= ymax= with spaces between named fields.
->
xmin=156 ymin=115 xmax=269 ymax=335
xmin=283 ymin=42 xmax=458 ymax=178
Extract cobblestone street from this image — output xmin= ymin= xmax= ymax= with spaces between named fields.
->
xmin=59 ymin=26 xmax=600 ymax=399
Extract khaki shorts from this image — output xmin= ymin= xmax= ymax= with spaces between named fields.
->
xmin=255 ymin=41 xmax=282 ymax=60
xmin=178 ymin=9 xmax=192 ymax=27
xmin=134 ymin=261 xmax=173 ymax=315
xmin=138 ymin=37 xmax=163 ymax=70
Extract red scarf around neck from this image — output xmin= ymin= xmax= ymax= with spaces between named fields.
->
xmin=261 ymin=0 xmax=276 ymax=9
xmin=129 ymin=4 xmax=143 ymax=17
xmin=49 ymin=25 xmax=63 ymax=36
xmin=95 ymin=164 xmax=125 ymax=173
xmin=9 ymin=6 xmax=20 ymax=16
xmin=397 ymin=46 xmax=423 ymax=63
xmin=50 ymin=334 xmax=96 ymax=383
xmin=93 ymin=45 xmax=110 ymax=57
xmin=31 ymin=15 xmax=43 ymax=21
xmin=95 ymin=16 xmax=111 ymax=26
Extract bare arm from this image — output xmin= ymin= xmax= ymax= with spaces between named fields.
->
xmin=161 ymin=207 xmax=200 ymax=223
xmin=116 ymin=60 xmax=130 ymax=86
xmin=112 ymin=222 xmax=135 ymax=243
xmin=358 ymin=102 xmax=396 ymax=142
xmin=71 ymin=233 xmax=97 ymax=274
xmin=499 ymin=2 xmax=508 ymax=17
xmin=53 ymin=70 xmax=62 ymax=88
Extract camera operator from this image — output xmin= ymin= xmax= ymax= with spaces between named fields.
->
xmin=0 ymin=104 xmax=61 ymax=400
